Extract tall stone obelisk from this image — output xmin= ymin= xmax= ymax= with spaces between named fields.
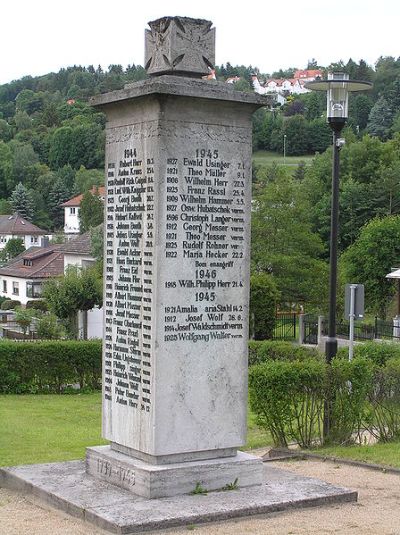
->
xmin=86 ymin=16 xmax=266 ymax=498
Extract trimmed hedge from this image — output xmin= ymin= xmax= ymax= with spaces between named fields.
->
xmin=249 ymin=341 xmax=400 ymax=447
xmin=248 ymin=340 xmax=321 ymax=366
xmin=2 ymin=299 xmax=21 ymax=310
xmin=0 ymin=340 xmax=102 ymax=393
xmin=249 ymin=358 xmax=326 ymax=448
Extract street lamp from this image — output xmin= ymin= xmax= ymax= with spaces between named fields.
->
xmin=305 ymin=73 xmax=371 ymax=364
xmin=283 ymin=134 xmax=287 ymax=165
xmin=305 ymin=73 xmax=371 ymax=437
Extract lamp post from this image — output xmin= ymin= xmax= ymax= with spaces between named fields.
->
xmin=283 ymin=134 xmax=287 ymax=165
xmin=305 ymin=73 xmax=371 ymax=436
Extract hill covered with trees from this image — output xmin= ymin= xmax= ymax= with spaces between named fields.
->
xmin=2 ymin=57 xmax=400 ymax=316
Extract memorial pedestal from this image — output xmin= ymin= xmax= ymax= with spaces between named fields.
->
xmin=88 ymin=73 xmax=267 ymax=498
xmin=86 ymin=17 xmax=268 ymax=500
xmin=86 ymin=445 xmax=263 ymax=499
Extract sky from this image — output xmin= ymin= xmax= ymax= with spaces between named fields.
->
xmin=1 ymin=0 xmax=399 ymax=85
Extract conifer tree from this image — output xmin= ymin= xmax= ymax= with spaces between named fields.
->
xmin=9 ymin=182 xmax=35 ymax=221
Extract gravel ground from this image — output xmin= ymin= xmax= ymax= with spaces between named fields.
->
xmin=1 ymin=457 xmax=399 ymax=535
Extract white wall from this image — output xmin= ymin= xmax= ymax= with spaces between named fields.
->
xmin=0 ymin=276 xmax=37 ymax=305
xmin=78 ymin=307 xmax=103 ymax=339
xmin=64 ymin=253 xmax=95 ymax=271
xmin=64 ymin=207 xmax=80 ymax=234
xmin=0 ymin=233 xmax=46 ymax=250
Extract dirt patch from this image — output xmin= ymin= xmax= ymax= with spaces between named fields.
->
xmin=1 ymin=457 xmax=399 ymax=535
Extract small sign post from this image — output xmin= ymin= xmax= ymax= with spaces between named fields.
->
xmin=345 ymin=284 xmax=364 ymax=360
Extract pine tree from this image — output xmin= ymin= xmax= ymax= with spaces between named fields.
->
xmin=9 ymin=182 xmax=35 ymax=221
xmin=367 ymin=97 xmax=393 ymax=140
xmin=48 ymin=178 xmax=71 ymax=230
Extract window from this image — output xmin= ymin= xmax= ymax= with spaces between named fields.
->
xmin=2 ymin=280 xmax=6 ymax=293
xmin=26 ymin=282 xmax=42 ymax=298
xmin=23 ymin=259 xmax=33 ymax=267
xmin=70 ymin=207 xmax=76 ymax=215
xmin=12 ymin=281 xmax=19 ymax=296
xmin=30 ymin=236 xmax=38 ymax=244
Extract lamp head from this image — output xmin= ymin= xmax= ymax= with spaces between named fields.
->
xmin=305 ymin=73 xmax=372 ymax=131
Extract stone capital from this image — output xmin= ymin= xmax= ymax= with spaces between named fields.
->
xmin=145 ymin=16 xmax=215 ymax=77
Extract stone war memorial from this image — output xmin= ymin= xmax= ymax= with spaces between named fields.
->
xmin=0 ymin=16 xmax=357 ymax=534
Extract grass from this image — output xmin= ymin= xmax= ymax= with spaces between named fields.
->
xmin=312 ymin=443 xmax=400 ymax=469
xmin=252 ymin=150 xmax=315 ymax=167
xmin=0 ymin=393 xmax=271 ymax=467
xmin=0 ymin=393 xmax=108 ymax=466
xmin=246 ymin=406 xmax=272 ymax=450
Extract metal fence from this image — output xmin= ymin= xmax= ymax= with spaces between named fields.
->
xmin=303 ymin=314 xmax=319 ymax=344
xmin=273 ymin=313 xmax=297 ymax=341
xmin=320 ymin=317 xmax=400 ymax=342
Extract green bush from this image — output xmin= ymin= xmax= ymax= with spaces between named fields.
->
xmin=0 ymin=340 xmax=102 ymax=393
xmin=249 ymin=273 xmax=279 ymax=340
xmin=2 ymin=299 xmax=21 ymax=310
xmin=36 ymin=314 xmax=67 ymax=340
xmin=329 ymin=357 xmax=373 ymax=445
xmin=26 ymin=300 xmax=48 ymax=312
xmin=337 ymin=341 xmax=400 ymax=367
xmin=366 ymin=357 xmax=400 ymax=442
xmin=249 ymin=358 xmax=326 ymax=448
xmin=248 ymin=340 xmax=321 ymax=367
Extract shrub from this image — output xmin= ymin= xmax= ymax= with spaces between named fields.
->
xmin=249 ymin=358 xmax=326 ymax=448
xmin=249 ymin=273 xmax=279 ymax=340
xmin=2 ymin=299 xmax=21 ymax=310
xmin=26 ymin=300 xmax=48 ymax=312
xmin=329 ymin=357 xmax=373 ymax=445
xmin=36 ymin=314 xmax=66 ymax=340
xmin=14 ymin=307 xmax=35 ymax=335
xmin=366 ymin=357 xmax=400 ymax=442
xmin=0 ymin=339 xmax=102 ymax=393
xmin=248 ymin=340 xmax=321 ymax=367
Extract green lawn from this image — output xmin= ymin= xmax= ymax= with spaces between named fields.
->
xmin=0 ymin=393 xmax=271 ymax=467
xmin=253 ymin=150 xmax=315 ymax=167
xmin=313 ymin=443 xmax=400 ymax=469
xmin=0 ymin=393 xmax=108 ymax=466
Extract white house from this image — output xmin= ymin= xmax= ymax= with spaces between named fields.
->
xmin=251 ymin=69 xmax=323 ymax=102
xmin=62 ymin=186 xmax=105 ymax=237
xmin=0 ymin=245 xmax=64 ymax=305
xmin=62 ymin=230 xmax=103 ymax=339
xmin=0 ymin=213 xmax=49 ymax=250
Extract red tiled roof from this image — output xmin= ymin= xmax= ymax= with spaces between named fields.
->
xmin=0 ymin=213 xmax=47 ymax=235
xmin=294 ymin=69 xmax=323 ymax=79
xmin=62 ymin=228 xmax=98 ymax=255
xmin=0 ymin=245 xmax=64 ymax=280
xmin=62 ymin=186 xmax=105 ymax=207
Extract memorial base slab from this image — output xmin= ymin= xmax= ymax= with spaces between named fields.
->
xmin=0 ymin=460 xmax=358 ymax=534
xmin=86 ymin=445 xmax=263 ymax=498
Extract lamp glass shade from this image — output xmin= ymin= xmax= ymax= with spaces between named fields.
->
xmin=327 ymin=83 xmax=349 ymax=119
xmin=327 ymin=73 xmax=349 ymax=120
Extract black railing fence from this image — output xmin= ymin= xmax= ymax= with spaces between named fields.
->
xmin=319 ymin=317 xmax=400 ymax=342
xmin=273 ymin=313 xmax=297 ymax=341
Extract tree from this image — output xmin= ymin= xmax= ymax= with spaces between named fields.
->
xmin=307 ymin=118 xmax=332 ymax=153
xmin=249 ymin=272 xmax=280 ymax=340
xmin=73 ymin=166 xmax=103 ymax=193
xmin=283 ymin=115 xmax=309 ymax=155
xmin=0 ymin=238 xmax=25 ymax=265
xmin=367 ymin=97 xmax=393 ymax=140
xmin=9 ymin=182 xmax=35 ymax=221
xmin=79 ymin=190 xmax=104 ymax=233
xmin=340 ymin=216 xmax=400 ymax=318
xmin=48 ymin=177 xmax=72 ymax=229
xmin=251 ymin=172 xmax=328 ymax=306
xmin=43 ymin=266 xmax=102 ymax=338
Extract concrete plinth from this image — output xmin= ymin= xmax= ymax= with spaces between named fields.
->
xmin=86 ymin=445 xmax=263 ymax=498
xmin=0 ymin=460 xmax=358 ymax=534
